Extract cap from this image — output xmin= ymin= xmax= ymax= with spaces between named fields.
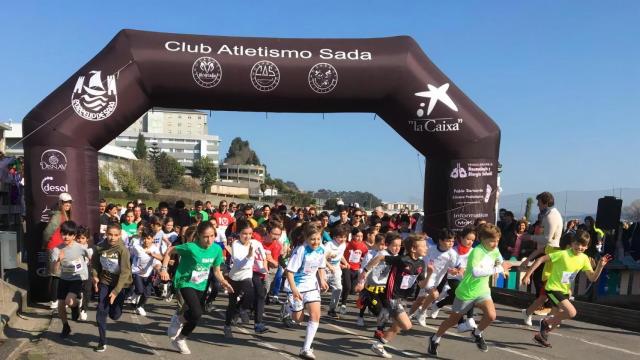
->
xmin=59 ymin=192 xmax=72 ymax=202
xmin=336 ymin=199 xmax=345 ymax=206
xmin=353 ymin=202 xmax=360 ymax=208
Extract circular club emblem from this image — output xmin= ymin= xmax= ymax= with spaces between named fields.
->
xmin=250 ymin=60 xmax=280 ymax=92
xmin=40 ymin=149 xmax=68 ymax=171
xmin=71 ymin=70 xmax=117 ymax=121
xmin=308 ymin=63 xmax=338 ymax=94
xmin=192 ymin=57 xmax=222 ymax=88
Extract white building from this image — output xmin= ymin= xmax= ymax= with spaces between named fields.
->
xmin=112 ymin=108 xmax=220 ymax=169
xmin=383 ymin=202 xmax=420 ymax=212
xmin=219 ymin=163 xmax=265 ymax=196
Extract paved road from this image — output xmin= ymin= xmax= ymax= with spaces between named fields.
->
xmin=7 ymin=294 xmax=640 ymax=360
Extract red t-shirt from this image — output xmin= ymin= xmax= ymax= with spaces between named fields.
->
xmin=214 ymin=212 xmax=235 ymax=228
xmin=344 ymin=240 xmax=368 ymax=271
xmin=261 ymin=240 xmax=282 ymax=265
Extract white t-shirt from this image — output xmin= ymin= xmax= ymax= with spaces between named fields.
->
xmin=285 ymin=245 xmax=326 ymax=293
xmin=323 ymin=240 xmax=346 ymax=266
xmin=450 ymin=245 xmax=471 ymax=280
xmin=423 ymin=246 xmax=458 ymax=288
xmin=131 ymin=244 xmax=161 ymax=277
xmin=153 ymin=231 xmax=169 ymax=255
xmin=229 ymin=239 xmax=264 ymax=281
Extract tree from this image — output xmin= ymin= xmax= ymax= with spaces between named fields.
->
xmin=154 ymin=152 xmax=185 ymax=189
xmin=323 ymin=198 xmax=338 ymax=210
xmin=224 ymin=137 xmax=261 ymax=165
xmin=133 ymin=133 xmax=147 ymax=160
xmin=98 ymin=168 xmax=113 ymax=191
xmin=622 ymin=199 xmax=640 ymax=222
xmin=131 ymin=159 xmax=156 ymax=192
xmin=148 ymin=142 xmax=161 ymax=162
xmin=525 ymin=197 xmax=534 ymax=221
xmin=192 ymin=157 xmax=218 ymax=193
xmin=113 ymin=166 xmax=139 ymax=197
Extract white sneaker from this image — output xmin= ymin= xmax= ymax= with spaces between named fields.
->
xmin=299 ymin=348 xmax=316 ymax=360
xmin=171 ymin=336 xmax=191 ymax=354
xmin=467 ymin=317 xmax=477 ymax=329
xmin=356 ymin=316 xmax=365 ymax=327
xmin=79 ymin=310 xmax=88 ymax=321
xmin=49 ymin=300 xmax=59 ymax=309
xmin=430 ymin=304 xmax=441 ymax=319
xmin=522 ymin=309 xmax=533 ymax=326
xmin=417 ymin=309 xmax=428 ymax=327
xmin=339 ymin=304 xmax=347 ymax=315
xmin=457 ymin=321 xmax=474 ymax=333
xmin=167 ymin=314 xmax=184 ymax=338
xmin=371 ymin=343 xmax=392 ymax=358
xmin=239 ymin=309 xmax=250 ymax=324
xmin=161 ymin=284 xmax=168 ymax=298
xmin=135 ymin=306 xmax=147 ymax=317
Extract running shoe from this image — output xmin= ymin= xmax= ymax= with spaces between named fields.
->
xmin=467 ymin=317 xmax=477 ymax=329
xmin=240 ymin=309 xmax=250 ymax=324
xmin=71 ymin=306 xmax=80 ymax=321
xmin=49 ymin=300 xmax=59 ymax=309
xmin=171 ymin=336 xmax=191 ymax=354
xmin=270 ymin=295 xmax=282 ymax=305
xmin=427 ymin=336 xmax=439 ymax=356
xmin=328 ymin=309 xmax=339 ymax=318
xmin=94 ymin=343 xmax=107 ymax=352
xmin=299 ymin=348 xmax=316 ymax=360
xmin=456 ymin=321 xmax=474 ymax=333
xmin=533 ymin=333 xmax=552 ymax=348
xmin=356 ymin=316 xmax=365 ymax=327
xmin=224 ymin=325 xmax=233 ymax=339
xmin=472 ymin=332 xmax=488 ymax=352
xmin=539 ymin=319 xmax=551 ymax=341
xmin=522 ymin=309 xmax=533 ymax=326
xmin=167 ymin=313 xmax=184 ymax=338
xmin=417 ymin=309 xmax=428 ymax=327
xmin=371 ymin=343 xmax=392 ymax=358
xmin=79 ymin=310 xmax=88 ymax=321
xmin=135 ymin=306 xmax=147 ymax=317
xmin=60 ymin=323 xmax=71 ymax=338
xmin=339 ymin=304 xmax=348 ymax=315
xmin=254 ymin=323 xmax=269 ymax=334
xmin=205 ymin=302 xmax=216 ymax=313
xmin=429 ymin=303 xmax=440 ymax=319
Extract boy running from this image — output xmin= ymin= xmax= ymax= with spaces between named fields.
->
xmin=522 ymin=229 xmax=611 ymax=347
xmin=323 ymin=224 xmax=349 ymax=318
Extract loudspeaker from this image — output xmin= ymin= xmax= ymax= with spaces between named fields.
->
xmin=596 ymin=196 xmax=622 ymax=230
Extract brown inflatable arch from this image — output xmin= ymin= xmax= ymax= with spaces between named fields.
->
xmin=23 ymin=29 xmax=500 ymax=300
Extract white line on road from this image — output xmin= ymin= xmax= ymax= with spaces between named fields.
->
xmin=130 ymin=312 xmax=169 ymax=359
xmin=235 ymin=326 xmax=299 ymax=360
xmin=549 ymin=332 xmax=640 ymax=357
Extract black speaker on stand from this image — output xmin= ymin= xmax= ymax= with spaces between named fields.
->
xmin=596 ymin=196 xmax=622 ymax=231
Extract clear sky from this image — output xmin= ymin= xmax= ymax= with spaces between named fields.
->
xmin=1 ymin=1 xmax=638 ymax=205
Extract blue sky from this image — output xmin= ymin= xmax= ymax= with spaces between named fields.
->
xmin=1 ymin=1 xmax=638 ymax=205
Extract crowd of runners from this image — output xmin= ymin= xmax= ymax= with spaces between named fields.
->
xmin=43 ymin=191 xmax=611 ymax=358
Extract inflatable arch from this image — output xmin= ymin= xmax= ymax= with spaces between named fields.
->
xmin=23 ymin=30 xmax=500 ymax=300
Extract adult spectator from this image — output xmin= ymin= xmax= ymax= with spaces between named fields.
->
xmin=498 ymin=211 xmax=516 ymax=259
xmin=583 ymin=216 xmax=605 ymax=261
xmin=350 ymin=208 xmax=366 ymax=231
xmin=99 ymin=199 xmax=110 ymax=235
xmin=43 ymin=192 xmax=73 ymax=309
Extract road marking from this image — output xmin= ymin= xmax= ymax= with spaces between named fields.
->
xmin=130 ymin=312 xmax=169 ymax=359
xmin=549 ymin=332 xmax=640 ymax=357
xmin=235 ymin=326 xmax=299 ymax=360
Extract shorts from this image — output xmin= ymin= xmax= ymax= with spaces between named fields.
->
xmin=546 ymin=290 xmax=569 ymax=307
xmin=57 ymin=279 xmax=84 ymax=300
xmin=287 ymin=289 xmax=321 ymax=313
xmin=452 ymin=294 xmax=492 ymax=314
xmin=388 ymin=298 xmax=407 ymax=318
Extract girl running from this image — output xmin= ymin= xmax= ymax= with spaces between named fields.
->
xmin=340 ymin=227 xmax=368 ymax=315
xmin=130 ymin=227 xmax=163 ymax=316
xmin=284 ymin=222 xmax=329 ymax=360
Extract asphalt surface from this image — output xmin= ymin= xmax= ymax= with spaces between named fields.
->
xmin=6 ymin=293 xmax=640 ymax=360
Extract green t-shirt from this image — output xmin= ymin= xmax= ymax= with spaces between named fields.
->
xmin=121 ymin=222 xmax=138 ymax=237
xmin=545 ymin=249 xmax=592 ymax=295
xmin=455 ymin=244 xmax=502 ymax=301
xmin=189 ymin=210 xmax=209 ymax=222
xmin=173 ymin=242 xmax=223 ymax=291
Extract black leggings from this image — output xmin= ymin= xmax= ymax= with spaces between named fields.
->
xmin=179 ymin=287 xmax=204 ymax=337
xmin=341 ymin=269 xmax=359 ymax=304
xmin=225 ymin=278 xmax=255 ymax=326
xmin=49 ymin=276 xmax=59 ymax=302
xmin=435 ymin=279 xmax=473 ymax=321
xmin=252 ymin=273 xmax=267 ymax=324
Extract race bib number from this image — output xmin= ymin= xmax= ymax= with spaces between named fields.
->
xmin=348 ymin=251 xmax=362 ymax=264
xmin=190 ymin=270 xmax=209 ymax=284
xmin=561 ymin=271 xmax=577 ymax=284
xmin=100 ymin=256 xmax=120 ymax=274
xmin=304 ymin=258 xmax=321 ymax=274
xmin=400 ymin=274 xmax=417 ymax=289
xmin=61 ymin=259 xmax=83 ymax=274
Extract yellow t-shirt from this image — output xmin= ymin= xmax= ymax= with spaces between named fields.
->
xmin=542 ymin=245 xmax=561 ymax=281
xmin=545 ymin=249 xmax=592 ymax=295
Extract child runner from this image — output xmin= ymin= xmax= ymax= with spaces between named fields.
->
xmin=76 ymin=226 xmax=93 ymax=322
xmin=428 ymin=224 xmax=512 ymax=356
xmin=120 ymin=209 xmax=138 ymax=239
xmin=162 ymin=217 xmax=179 ymax=244
xmin=91 ymin=224 xmax=133 ymax=352
xmin=225 ymin=219 xmax=268 ymax=337
xmin=49 ymin=221 xmax=91 ymax=338
xmin=429 ymin=226 xmax=477 ymax=332
xmin=261 ymin=220 xmax=283 ymax=307
xmin=410 ymin=228 xmax=458 ymax=327
xmin=340 ymin=227 xmax=368 ymax=315
xmin=284 ymin=222 xmax=329 ymax=360
xmin=130 ymin=227 xmax=163 ymax=316
xmin=160 ymin=221 xmax=233 ymax=354
xmin=323 ymin=224 xmax=349 ymax=318
xmin=355 ymin=233 xmax=386 ymax=326
xmin=522 ymin=229 xmax=611 ymax=347
xmin=364 ymin=233 xmax=429 ymax=358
